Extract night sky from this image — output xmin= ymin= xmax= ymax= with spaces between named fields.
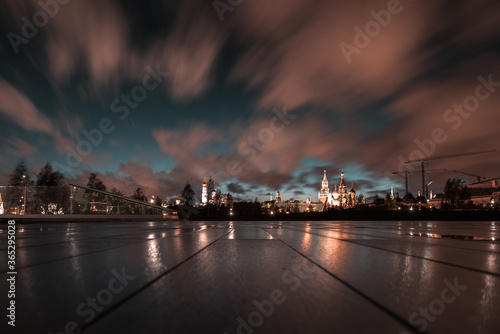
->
xmin=0 ymin=0 xmax=499 ymax=202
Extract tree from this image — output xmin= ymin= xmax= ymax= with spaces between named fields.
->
xmin=35 ymin=163 xmax=70 ymax=213
xmin=131 ymin=187 xmax=147 ymax=214
xmin=109 ymin=187 xmax=124 ymax=214
xmin=215 ymin=189 xmax=222 ymax=205
xmin=206 ymin=176 xmax=215 ymax=201
xmin=132 ymin=187 xmax=147 ymax=202
xmin=181 ymin=182 xmax=195 ymax=206
xmin=444 ymin=178 xmax=471 ymax=209
xmin=111 ymin=187 xmax=124 ymax=196
xmin=87 ymin=173 xmax=106 ymax=191
xmin=86 ymin=173 xmax=107 ymax=212
xmin=6 ymin=160 xmax=34 ymax=213
xmin=8 ymin=160 xmax=32 ymax=186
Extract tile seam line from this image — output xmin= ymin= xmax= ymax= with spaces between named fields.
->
xmin=268 ymin=232 xmax=422 ymax=334
xmin=285 ymin=226 xmax=500 ymax=254
xmin=3 ymin=226 xmax=201 ymax=249
xmin=0 ymin=228 xmax=231 ymax=272
xmin=270 ymin=228 xmax=500 ymax=277
xmin=78 ymin=227 xmax=235 ymax=332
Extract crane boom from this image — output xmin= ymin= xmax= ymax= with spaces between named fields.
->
xmin=403 ymin=149 xmax=496 ymax=200
xmin=452 ymin=170 xmax=487 ymax=182
xmin=405 ymin=149 xmax=496 ymax=164
xmin=391 ymin=169 xmax=446 ymax=195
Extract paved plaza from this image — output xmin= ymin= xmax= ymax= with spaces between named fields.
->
xmin=1 ymin=220 xmax=499 ymax=333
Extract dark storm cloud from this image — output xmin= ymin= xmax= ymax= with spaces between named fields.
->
xmin=227 ymin=182 xmax=245 ymax=194
xmin=1 ymin=0 xmax=499 ymax=199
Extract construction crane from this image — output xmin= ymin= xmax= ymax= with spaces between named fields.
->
xmin=404 ymin=149 xmax=496 ymax=200
xmin=391 ymin=169 xmax=445 ymax=195
xmin=452 ymin=170 xmax=487 ymax=183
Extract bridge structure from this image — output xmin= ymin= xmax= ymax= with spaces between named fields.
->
xmin=69 ymin=183 xmax=179 ymax=217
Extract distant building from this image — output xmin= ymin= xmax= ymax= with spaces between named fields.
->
xmin=428 ymin=177 xmax=500 ymax=209
xmin=318 ymin=170 xmax=330 ymax=204
xmin=211 ymin=190 xmax=217 ymax=204
xmin=0 ymin=193 xmax=4 ymax=215
xmin=318 ymin=170 xmax=357 ymax=209
xmin=201 ymin=179 xmax=208 ymax=205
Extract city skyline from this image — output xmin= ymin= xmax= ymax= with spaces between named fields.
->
xmin=0 ymin=0 xmax=499 ymax=202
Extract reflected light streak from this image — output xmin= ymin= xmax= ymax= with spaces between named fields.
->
xmin=145 ymin=238 xmax=162 ymax=277
xmin=301 ymin=231 xmax=311 ymax=251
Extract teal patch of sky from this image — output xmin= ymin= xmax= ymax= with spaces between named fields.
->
xmin=351 ymin=97 xmax=398 ymax=139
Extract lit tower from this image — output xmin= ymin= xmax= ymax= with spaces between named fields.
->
xmin=332 ymin=185 xmax=340 ymax=206
xmin=339 ymin=170 xmax=348 ymax=208
xmin=318 ymin=170 xmax=330 ymax=204
xmin=202 ymin=179 xmax=208 ymax=205
xmin=276 ymin=190 xmax=282 ymax=203
xmin=0 ymin=193 xmax=4 ymax=215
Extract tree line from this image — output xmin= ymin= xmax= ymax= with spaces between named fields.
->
xmin=3 ymin=160 xmax=209 ymax=214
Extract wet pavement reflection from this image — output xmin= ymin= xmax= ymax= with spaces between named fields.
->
xmin=0 ymin=220 xmax=499 ymax=333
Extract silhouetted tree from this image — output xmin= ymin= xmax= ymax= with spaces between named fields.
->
xmin=6 ymin=160 xmax=34 ymax=213
xmin=86 ymin=173 xmax=107 ymax=211
xmin=131 ymin=187 xmax=147 ymax=214
xmin=8 ymin=160 xmax=32 ymax=186
xmin=35 ymin=163 xmax=70 ymax=213
xmin=111 ymin=187 xmax=123 ymax=196
xmin=444 ymin=178 xmax=470 ymax=209
xmin=214 ymin=189 xmax=223 ymax=205
xmin=132 ymin=187 xmax=147 ymax=202
xmin=206 ymin=176 xmax=215 ymax=200
xmin=109 ymin=187 xmax=124 ymax=214
xmin=87 ymin=173 xmax=106 ymax=191
xmin=181 ymin=182 xmax=195 ymax=206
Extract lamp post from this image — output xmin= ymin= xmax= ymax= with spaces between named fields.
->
xmin=70 ymin=186 xmax=74 ymax=214
xmin=22 ymin=175 xmax=26 ymax=215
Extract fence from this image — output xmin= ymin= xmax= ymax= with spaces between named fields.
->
xmin=0 ymin=186 xmax=167 ymax=216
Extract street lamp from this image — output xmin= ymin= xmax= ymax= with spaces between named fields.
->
xmin=22 ymin=175 xmax=26 ymax=215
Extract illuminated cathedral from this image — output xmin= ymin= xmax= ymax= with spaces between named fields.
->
xmin=318 ymin=170 xmax=356 ymax=209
